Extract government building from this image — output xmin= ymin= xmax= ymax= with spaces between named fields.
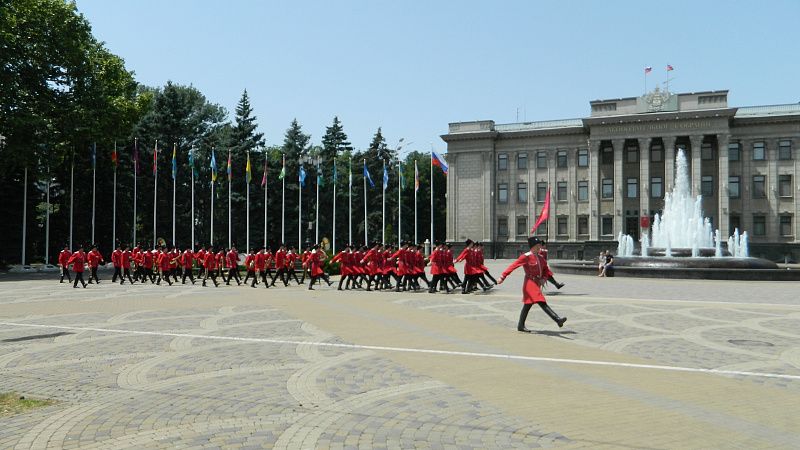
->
xmin=441 ymin=89 xmax=800 ymax=261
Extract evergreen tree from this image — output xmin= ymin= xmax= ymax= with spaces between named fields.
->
xmin=320 ymin=116 xmax=352 ymax=162
xmin=280 ymin=119 xmax=311 ymax=248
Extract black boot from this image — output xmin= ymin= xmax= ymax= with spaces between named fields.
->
xmin=518 ymin=303 xmax=532 ymax=332
xmin=539 ymin=303 xmax=567 ymax=328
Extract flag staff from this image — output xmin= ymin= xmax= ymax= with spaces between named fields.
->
xmin=414 ymin=159 xmax=418 ymax=243
xmin=153 ymin=139 xmax=158 ymax=247
xmin=190 ymin=146 xmax=195 ymax=250
xmin=69 ymin=147 xmax=74 ymax=249
xmin=211 ymin=147 xmax=216 ymax=246
xmin=298 ymin=161 xmax=303 ymax=248
xmin=381 ymin=159 xmax=386 ymax=245
xmin=112 ymin=141 xmax=117 ymax=250
xmin=246 ymin=150 xmax=250 ymax=252
xmin=348 ymin=159 xmax=352 ymax=245
xmin=227 ymin=149 xmax=232 ymax=249
xmin=363 ymin=159 xmax=368 ymax=245
xmin=133 ymin=139 xmax=137 ymax=246
xmin=281 ymin=154 xmax=285 ymax=244
xmin=397 ymin=160 xmax=401 ymax=247
xmin=91 ymin=142 xmax=96 ymax=244
xmin=263 ymin=153 xmax=268 ymax=247
xmin=45 ymin=161 xmax=51 ymax=264
xmin=21 ymin=166 xmax=27 ymax=265
xmin=332 ymin=159 xmax=337 ymax=253
xmin=315 ymin=156 xmax=320 ymax=243
xmin=430 ymin=151 xmax=434 ymax=244
xmin=172 ymin=142 xmax=176 ymax=246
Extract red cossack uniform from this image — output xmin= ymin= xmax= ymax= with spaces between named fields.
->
xmin=308 ymin=251 xmax=325 ymax=277
xmin=500 ymin=251 xmax=554 ymax=304
xmin=182 ymin=249 xmax=194 ymax=269
xmin=67 ymin=251 xmax=86 ymax=273
xmin=87 ymin=250 xmax=103 ymax=268
xmin=274 ymin=250 xmax=286 ymax=269
xmin=286 ymin=252 xmax=298 ymax=269
xmin=59 ymin=249 xmax=72 ymax=267
xmin=331 ymin=251 xmax=349 ymax=276
xmin=204 ymin=252 xmax=217 ymax=270
xmin=111 ymin=249 xmax=122 ymax=268
xmin=121 ymin=250 xmax=132 ymax=269
xmin=142 ymin=251 xmax=154 ymax=269
xmin=391 ymin=248 xmax=408 ymax=276
xmin=158 ymin=252 xmax=172 ymax=272
xmin=226 ymin=250 xmax=238 ymax=269
xmin=244 ymin=253 xmax=255 ymax=270
xmin=254 ymin=252 xmax=266 ymax=272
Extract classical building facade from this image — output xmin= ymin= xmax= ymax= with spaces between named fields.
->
xmin=441 ymin=89 xmax=800 ymax=260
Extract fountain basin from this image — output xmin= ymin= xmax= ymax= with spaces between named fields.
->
xmin=637 ymin=247 xmax=730 ymax=258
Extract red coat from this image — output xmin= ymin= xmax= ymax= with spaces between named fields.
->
xmin=429 ymin=249 xmax=443 ymax=275
xmin=501 ymin=251 xmax=554 ymax=304
xmin=121 ymin=250 xmax=132 ymax=269
xmin=274 ymin=250 xmax=286 ymax=269
xmin=182 ymin=250 xmax=194 ymax=269
xmin=391 ymin=248 xmax=408 ymax=276
xmin=226 ymin=250 xmax=239 ymax=269
xmin=158 ymin=252 xmax=172 ymax=271
xmin=142 ymin=251 xmax=154 ymax=269
xmin=111 ymin=249 xmax=122 ymax=268
xmin=87 ymin=250 xmax=103 ymax=268
xmin=67 ymin=251 xmax=86 ymax=273
xmin=331 ymin=251 xmax=349 ymax=275
xmin=58 ymin=249 xmax=72 ymax=267
xmin=244 ymin=254 xmax=255 ymax=270
xmin=254 ymin=252 xmax=266 ymax=271
xmin=286 ymin=252 xmax=298 ymax=269
xmin=203 ymin=252 xmax=217 ymax=270
xmin=308 ymin=250 xmax=325 ymax=276
xmin=362 ymin=248 xmax=381 ymax=276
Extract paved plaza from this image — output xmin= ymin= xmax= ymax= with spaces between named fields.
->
xmin=1 ymin=261 xmax=799 ymax=449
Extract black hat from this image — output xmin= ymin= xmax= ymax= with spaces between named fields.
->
xmin=527 ymin=236 xmax=543 ymax=248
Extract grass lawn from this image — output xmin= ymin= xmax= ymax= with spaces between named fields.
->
xmin=0 ymin=392 xmax=55 ymax=417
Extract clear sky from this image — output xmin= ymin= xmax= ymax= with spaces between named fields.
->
xmin=75 ymin=0 xmax=800 ymax=156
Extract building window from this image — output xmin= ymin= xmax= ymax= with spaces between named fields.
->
xmin=536 ymin=182 xmax=547 ymax=202
xmin=752 ymin=215 xmax=766 ymax=236
xmin=753 ymin=141 xmax=765 ymax=161
xmin=626 ymin=145 xmax=638 ymax=163
xmin=557 ymin=150 xmax=568 ymax=168
xmin=517 ymin=152 xmax=528 ymax=169
xmin=578 ymin=216 xmax=589 ymax=235
xmin=602 ymin=178 xmax=613 ymax=199
xmin=651 ymin=144 xmax=663 ymax=162
xmin=752 ymin=175 xmax=766 ymax=199
xmin=516 ymin=216 xmax=527 ymax=236
xmin=701 ymin=143 xmax=714 ymax=160
xmin=498 ymin=217 xmax=508 ymax=237
xmin=517 ymin=182 xmax=528 ymax=203
xmin=498 ymin=153 xmax=508 ymax=171
xmin=728 ymin=142 xmax=740 ymax=161
xmin=557 ymin=217 xmax=568 ymax=235
xmin=651 ymin=176 xmax=663 ymax=198
xmin=601 ymin=217 xmax=613 ymax=235
xmin=729 ymin=176 xmax=740 ymax=199
xmin=577 ymin=181 xmax=588 ymax=202
xmin=498 ymin=183 xmax=508 ymax=203
xmin=578 ymin=149 xmax=589 ymax=167
xmin=626 ymin=178 xmax=638 ymax=198
xmin=779 ymin=175 xmax=792 ymax=197
xmin=730 ymin=215 xmax=741 ymax=233
xmin=780 ymin=215 xmax=792 ymax=236
xmin=557 ymin=181 xmax=567 ymax=201
xmin=601 ymin=146 xmax=613 ymax=164
xmin=779 ymin=140 xmax=792 ymax=160
xmin=536 ymin=151 xmax=547 ymax=168
xmin=701 ymin=175 xmax=714 ymax=197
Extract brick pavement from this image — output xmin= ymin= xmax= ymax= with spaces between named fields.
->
xmin=0 ymin=262 xmax=798 ymax=448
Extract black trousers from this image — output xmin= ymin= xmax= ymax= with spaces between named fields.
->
xmin=60 ymin=267 xmax=71 ymax=282
xmin=182 ymin=268 xmax=195 ymax=284
xmin=73 ymin=271 xmax=86 ymax=288
xmin=112 ymin=266 xmax=122 ymax=282
xmin=121 ymin=268 xmax=135 ymax=284
xmin=226 ymin=268 xmax=241 ymax=284
xmin=88 ymin=267 xmax=100 ymax=283
xmin=518 ymin=302 xmax=563 ymax=329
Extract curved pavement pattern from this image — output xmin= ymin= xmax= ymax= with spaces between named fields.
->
xmin=0 ymin=261 xmax=799 ymax=449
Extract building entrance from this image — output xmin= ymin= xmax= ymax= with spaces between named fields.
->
xmin=625 ymin=217 xmax=639 ymax=241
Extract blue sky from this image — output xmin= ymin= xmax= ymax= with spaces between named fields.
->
xmin=76 ymin=0 xmax=800 ymax=155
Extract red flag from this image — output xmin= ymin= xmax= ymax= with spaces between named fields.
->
xmin=152 ymin=142 xmax=158 ymax=175
xmin=531 ymin=188 xmax=550 ymax=234
xmin=111 ymin=146 xmax=118 ymax=168
xmin=261 ymin=157 xmax=267 ymax=187
xmin=666 ymin=64 xmax=674 ymax=71
xmin=644 ymin=66 xmax=652 ymax=74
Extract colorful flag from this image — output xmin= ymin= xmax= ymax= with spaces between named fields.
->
xmin=644 ymin=66 xmax=652 ymax=74
xmin=382 ymin=164 xmax=388 ymax=190
xmin=414 ymin=160 xmax=419 ymax=192
xmin=399 ymin=161 xmax=406 ymax=189
xmin=210 ymin=149 xmax=218 ymax=182
xmin=363 ymin=160 xmax=374 ymax=188
xmin=317 ymin=162 xmax=324 ymax=186
xmin=171 ymin=144 xmax=177 ymax=180
xmin=278 ymin=156 xmax=286 ymax=180
xmin=188 ymin=147 xmax=197 ymax=177
xmin=531 ymin=188 xmax=551 ymax=234
xmin=431 ymin=151 xmax=448 ymax=175
xmin=261 ymin=156 xmax=267 ymax=187
xmin=152 ymin=142 xmax=158 ymax=175
xmin=111 ymin=143 xmax=118 ymax=169
xmin=90 ymin=143 xmax=96 ymax=169
xmin=666 ymin=64 xmax=674 ymax=71
xmin=133 ymin=140 xmax=140 ymax=175
xmin=299 ymin=165 xmax=307 ymax=187
xmin=246 ymin=151 xmax=252 ymax=184
xmin=226 ymin=150 xmax=232 ymax=181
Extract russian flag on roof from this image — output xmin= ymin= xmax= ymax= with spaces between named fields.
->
xmin=432 ymin=151 xmax=448 ymax=175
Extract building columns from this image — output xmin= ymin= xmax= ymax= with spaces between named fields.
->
xmin=717 ymin=134 xmax=730 ymax=238
xmin=588 ymin=139 xmax=601 ymax=240
xmin=690 ymin=135 xmax=704 ymax=198
xmin=638 ymin=137 xmax=652 ymax=235
xmin=612 ymin=139 xmax=625 ymax=238
xmin=663 ymin=136 xmax=676 ymax=191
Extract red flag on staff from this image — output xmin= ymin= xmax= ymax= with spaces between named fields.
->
xmin=666 ymin=64 xmax=674 ymax=71
xmin=531 ymin=188 xmax=550 ymax=234
xmin=644 ymin=66 xmax=652 ymax=74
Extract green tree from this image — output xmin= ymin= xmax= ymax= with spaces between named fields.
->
xmin=280 ymin=119 xmax=311 ymax=248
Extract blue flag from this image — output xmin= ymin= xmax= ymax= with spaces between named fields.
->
xmin=210 ymin=149 xmax=218 ymax=182
xmin=382 ymin=164 xmax=389 ymax=190
xmin=363 ymin=160 xmax=374 ymax=188
xmin=299 ymin=165 xmax=307 ymax=187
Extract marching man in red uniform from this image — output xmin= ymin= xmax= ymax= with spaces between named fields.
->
xmin=67 ymin=244 xmax=88 ymax=288
xmin=498 ymin=237 xmax=567 ymax=333
xmin=58 ymin=244 xmax=72 ymax=283
xmin=120 ymin=244 xmax=135 ymax=285
xmin=330 ymin=244 xmax=351 ymax=291
xmin=181 ymin=247 xmax=196 ymax=284
xmin=86 ymin=244 xmax=105 ymax=284
xmin=306 ymin=245 xmax=331 ymax=290
xmin=111 ymin=244 xmax=123 ymax=283
xmin=202 ymin=245 xmax=220 ymax=287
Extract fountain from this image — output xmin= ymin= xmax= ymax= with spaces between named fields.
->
xmin=551 ymin=149 xmax=792 ymax=280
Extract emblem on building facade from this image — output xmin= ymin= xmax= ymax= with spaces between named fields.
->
xmin=644 ymin=86 xmax=671 ymax=112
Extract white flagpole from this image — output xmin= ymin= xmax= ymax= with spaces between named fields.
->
xmin=263 ymin=154 xmax=268 ymax=248
xmin=281 ymin=155 xmax=285 ymax=244
xmin=133 ymin=139 xmax=137 ymax=246
xmin=315 ymin=158 xmax=319 ymax=244
xmin=153 ymin=140 xmax=158 ymax=247
xmin=211 ymin=168 xmax=215 ymax=246
xmin=112 ymin=141 xmax=117 ymax=250
xmin=332 ymin=159 xmax=337 ymax=254
xmin=414 ymin=159 xmax=418 ymax=244
xmin=228 ymin=150 xmax=232 ymax=250
xmin=91 ymin=142 xmax=96 ymax=244
xmin=397 ymin=160 xmax=401 ymax=247
xmin=348 ymin=159 xmax=352 ymax=245
xmin=46 ymin=162 xmax=51 ymax=264
xmin=298 ymin=163 xmax=302 ymax=248
xmin=191 ymin=146 xmax=195 ymax=250
xmin=69 ymin=148 xmax=74 ymax=249
xmin=430 ymin=151 xmax=434 ymax=243
xmin=246 ymin=151 xmax=250 ymax=252
xmin=172 ymin=143 xmax=176 ymax=246
xmin=21 ymin=167 xmax=27 ymax=265
xmin=363 ymin=159 xmax=367 ymax=245
xmin=381 ymin=159 xmax=385 ymax=245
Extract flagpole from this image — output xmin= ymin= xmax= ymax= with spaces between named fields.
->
xmin=21 ymin=167 xmax=27 ymax=265
xmin=246 ymin=151 xmax=250 ymax=253
xmin=153 ymin=139 xmax=158 ymax=247
xmin=91 ymin=142 xmax=96 ymax=244
xmin=172 ymin=143 xmax=176 ymax=246
xmin=381 ymin=159 xmax=385 ymax=245
xmin=228 ymin=150 xmax=232 ymax=250
xmin=414 ymin=159 xmax=418 ymax=244
xmin=363 ymin=159 xmax=367 ymax=245
xmin=191 ymin=146 xmax=195 ymax=251
xmin=332 ymin=159 xmax=337 ymax=254
xmin=298 ymin=163 xmax=302 ymax=248
xmin=397 ymin=160 xmax=401 ymax=247
xmin=112 ymin=141 xmax=117 ymax=250
xmin=211 ymin=147 xmax=215 ymax=246
xmin=430 ymin=151 xmax=434 ymax=244
xmin=263 ymin=154 xmax=268 ymax=248
xmin=133 ymin=139 xmax=137 ymax=246
xmin=348 ymin=159 xmax=352 ymax=245
xmin=69 ymin=148 xmax=74 ymax=249
xmin=315 ymin=157 xmax=319 ymax=244
xmin=45 ymin=162 xmax=50 ymax=264
xmin=281 ymin=155 xmax=285 ymax=244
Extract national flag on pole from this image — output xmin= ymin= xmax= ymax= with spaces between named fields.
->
xmin=278 ymin=156 xmax=286 ymax=180
xmin=226 ymin=151 xmax=232 ymax=181
xmin=246 ymin=151 xmax=252 ymax=184
xmin=111 ymin=143 xmax=118 ymax=169
xmin=210 ymin=149 xmax=218 ymax=182
xmin=399 ymin=161 xmax=406 ymax=189
xmin=189 ymin=147 xmax=197 ymax=177
xmin=666 ymin=64 xmax=674 ymax=71
xmin=644 ymin=66 xmax=653 ymax=74
xmin=363 ymin=160 xmax=374 ymax=188
xmin=382 ymin=164 xmax=388 ymax=190
xmin=261 ymin=157 xmax=267 ymax=187
xmin=171 ymin=144 xmax=177 ymax=179
xmin=133 ymin=140 xmax=140 ymax=175
xmin=432 ymin=151 xmax=448 ymax=175
xmin=414 ymin=160 xmax=419 ymax=192
xmin=152 ymin=143 xmax=158 ymax=175
xmin=348 ymin=160 xmax=352 ymax=187
xmin=90 ymin=143 xmax=96 ymax=169
xmin=299 ymin=165 xmax=307 ymax=187
xmin=531 ymin=188 xmax=551 ymax=234
xmin=317 ymin=163 xmax=324 ymax=186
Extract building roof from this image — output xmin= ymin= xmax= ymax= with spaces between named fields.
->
xmin=494 ymin=118 xmax=584 ymax=132
xmin=735 ymin=103 xmax=800 ymax=118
